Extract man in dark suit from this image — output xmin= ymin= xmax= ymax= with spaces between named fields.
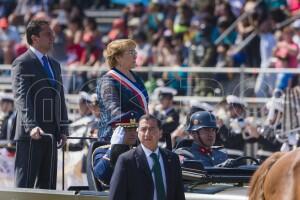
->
xmin=109 ymin=115 xmax=185 ymax=200
xmin=12 ymin=20 xmax=69 ymax=189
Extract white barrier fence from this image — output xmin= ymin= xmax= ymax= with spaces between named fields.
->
xmin=1 ymin=64 xmax=298 ymax=118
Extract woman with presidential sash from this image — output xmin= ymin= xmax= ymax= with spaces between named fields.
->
xmin=97 ymin=39 xmax=149 ymax=142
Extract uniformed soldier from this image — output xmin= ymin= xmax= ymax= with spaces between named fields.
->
xmin=247 ymin=98 xmax=282 ymax=160
xmin=88 ymin=93 xmax=101 ymax=139
xmin=93 ymin=111 xmax=139 ymax=186
xmin=66 ymin=92 xmax=95 ymax=176
xmin=171 ymin=100 xmax=214 ymax=148
xmin=0 ymin=93 xmax=15 ymax=140
xmin=0 ymin=93 xmax=16 ymax=154
xmin=189 ymin=100 xmax=214 ymax=113
xmin=153 ymin=87 xmax=179 ymax=150
xmin=174 ymin=111 xmax=228 ymax=167
xmin=216 ymin=95 xmax=247 ymax=158
xmin=78 ymin=91 xmax=93 ymax=118
xmin=67 ymin=92 xmax=95 ymax=151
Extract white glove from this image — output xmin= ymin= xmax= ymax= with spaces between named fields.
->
xmin=288 ymin=133 xmax=298 ymax=146
xmin=216 ymin=159 xmax=236 ymax=168
xmin=110 ymin=126 xmax=125 ymax=145
xmin=280 ymin=142 xmax=290 ymax=152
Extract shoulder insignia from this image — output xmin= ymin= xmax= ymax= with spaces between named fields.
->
xmin=92 ymin=145 xmax=111 ymax=165
xmin=99 ymin=144 xmax=111 ymax=149
xmin=92 ymin=145 xmax=111 ymax=157
xmin=102 ymin=155 xmax=110 ymax=161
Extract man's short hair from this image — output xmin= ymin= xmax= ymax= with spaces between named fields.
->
xmin=138 ymin=114 xmax=162 ymax=129
xmin=26 ymin=20 xmax=49 ymax=45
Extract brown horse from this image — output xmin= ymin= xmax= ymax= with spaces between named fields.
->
xmin=249 ymin=149 xmax=300 ymax=200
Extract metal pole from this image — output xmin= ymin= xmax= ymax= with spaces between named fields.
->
xmin=62 ymin=148 xmax=65 ymax=190
xmin=214 ymin=12 xmax=249 ymax=45
xmin=60 ymin=136 xmax=97 ymax=190
xmin=67 ymin=136 xmax=98 ymax=140
xmin=240 ymin=64 xmax=245 ymax=98
xmin=187 ymin=69 xmax=192 ymax=96
xmin=148 ymin=65 xmax=153 ymax=82
xmin=214 ymin=0 xmax=263 ymax=45
xmin=232 ymin=30 xmax=258 ymax=55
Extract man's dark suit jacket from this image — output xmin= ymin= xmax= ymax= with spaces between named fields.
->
xmin=12 ymin=49 xmax=69 ymax=140
xmin=109 ymin=145 xmax=186 ymax=200
xmin=12 ymin=49 xmax=69 ymax=189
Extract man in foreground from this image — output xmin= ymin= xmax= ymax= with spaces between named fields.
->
xmin=109 ymin=114 xmax=185 ymax=200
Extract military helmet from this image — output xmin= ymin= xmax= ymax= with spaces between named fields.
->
xmin=186 ymin=111 xmax=217 ymax=132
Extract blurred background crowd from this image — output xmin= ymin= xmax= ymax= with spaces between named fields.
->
xmin=0 ymin=0 xmax=300 ymax=97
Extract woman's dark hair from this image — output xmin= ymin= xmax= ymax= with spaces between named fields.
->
xmin=26 ymin=20 xmax=49 ymax=45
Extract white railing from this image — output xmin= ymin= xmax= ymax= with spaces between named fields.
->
xmin=4 ymin=64 xmax=300 ymax=73
xmin=3 ymin=65 xmax=300 ymax=97
xmin=1 ymin=64 xmax=295 ymax=119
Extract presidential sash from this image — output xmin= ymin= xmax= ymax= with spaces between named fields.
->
xmin=107 ymin=69 xmax=148 ymax=113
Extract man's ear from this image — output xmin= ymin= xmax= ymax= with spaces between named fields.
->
xmin=31 ymin=34 xmax=39 ymax=44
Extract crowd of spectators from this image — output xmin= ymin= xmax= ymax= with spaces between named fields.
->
xmin=0 ymin=0 xmax=300 ymax=97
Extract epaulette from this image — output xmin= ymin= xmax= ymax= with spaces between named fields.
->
xmin=102 ymin=155 xmax=110 ymax=161
xmin=92 ymin=145 xmax=111 ymax=165
xmin=98 ymin=144 xmax=111 ymax=149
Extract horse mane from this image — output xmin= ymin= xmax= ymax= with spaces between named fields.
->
xmin=248 ymin=152 xmax=286 ymax=200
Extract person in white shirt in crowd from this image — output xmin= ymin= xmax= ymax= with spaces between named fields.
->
xmin=216 ymin=95 xmax=247 ymax=158
xmin=255 ymin=18 xmax=277 ymax=97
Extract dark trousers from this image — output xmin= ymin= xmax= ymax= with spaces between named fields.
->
xmin=14 ymin=137 xmax=57 ymax=189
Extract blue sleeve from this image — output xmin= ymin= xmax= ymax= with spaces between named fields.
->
xmin=93 ymin=148 xmax=113 ymax=185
